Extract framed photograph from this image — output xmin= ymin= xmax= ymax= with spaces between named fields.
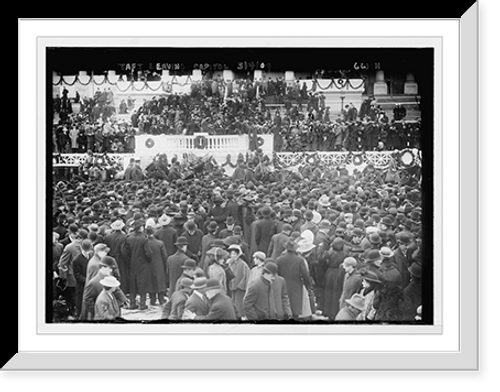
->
xmin=10 ymin=11 xmax=478 ymax=370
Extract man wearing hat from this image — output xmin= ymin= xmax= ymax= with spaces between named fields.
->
xmin=339 ymin=257 xmax=363 ymax=310
xmin=378 ymin=216 xmax=397 ymax=248
xmin=209 ymin=194 xmax=227 ymax=233
xmin=248 ymin=251 xmax=267 ymax=286
xmin=266 ymin=261 xmax=292 ymax=321
xmin=94 ymin=276 xmax=122 ymax=321
xmin=86 ymin=243 xmax=112 ymax=282
xmin=72 ymin=239 xmax=94 ymax=320
xmin=403 ymin=262 xmax=422 ymax=320
xmin=57 ymin=228 xmax=89 ymax=318
xmin=122 ymin=219 xmax=153 ymax=310
xmin=166 ymin=236 xmax=192 ymax=298
xmin=335 ymin=293 xmax=366 ymax=321
xmin=200 ymin=221 xmax=218 ymax=269
xmin=81 ymin=256 xmax=128 ymax=321
xmin=276 ymin=240 xmax=314 ymax=320
xmin=243 ymin=261 xmax=278 ymax=320
xmin=145 ymin=226 xmax=168 ymax=306
xmin=227 ymin=244 xmax=250 ymax=319
xmin=184 ymin=279 xmax=237 ymax=321
xmin=174 ymin=259 xmax=198 ymax=293
xmin=161 ymin=277 xmax=193 ymax=320
xmin=181 ymin=220 xmax=203 ymax=261
xmin=218 ymin=216 xmax=236 ymax=240
xmin=104 ymin=219 xmax=129 ymax=294
xmin=393 ymin=232 xmax=412 ymax=288
xmin=155 ymin=214 xmax=178 ymax=260
xmin=253 ymin=205 xmax=276 ymax=256
xmin=267 ymin=223 xmax=292 ymax=261
xmin=300 ymin=209 xmax=319 ymax=235
xmin=183 ymin=277 xmax=210 ymax=319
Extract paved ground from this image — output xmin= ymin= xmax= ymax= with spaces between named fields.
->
xmin=121 ymin=300 xmax=165 ymax=321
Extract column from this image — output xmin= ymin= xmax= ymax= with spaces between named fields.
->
xmin=404 ymin=72 xmax=418 ymax=94
xmin=373 ymin=70 xmax=388 ymax=95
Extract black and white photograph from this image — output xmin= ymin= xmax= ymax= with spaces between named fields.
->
xmin=47 ymin=44 xmax=434 ymax=325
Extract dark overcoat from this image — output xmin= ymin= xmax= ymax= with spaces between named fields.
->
xmin=199 ymin=292 xmax=237 ymax=321
xmin=254 ymin=217 xmax=276 ymax=254
xmin=276 ymin=250 xmax=313 ymax=316
xmin=146 ymin=236 xmax=169 ymax=294
xmin=155 ymin=226 xmax=178 ymax=258
xmin=166 ymin=250 xmax=190 ymax=297
xmin=122 ymin=231 xmax=152 ymax=295
xmin=104 ymin=230 xmax=129 ymax=293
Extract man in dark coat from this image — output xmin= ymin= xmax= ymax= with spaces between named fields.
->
xmin=166 ymin=236 xmax=191 ymax=297
xmin=218 ymin=216 xmax=236 ymax=239
xmin=181 ymin=220 xmax=204 ymax=260
xmin=104 ymin=219 xmax=129 ymax=294
xmin=392 ymin=232 xmax=412 ymax=289
xmin=200 ymin=221 xmax=218 ymax=268
xmin=339 ymin=257 xmax=363 ymax=310
xmin=184 ymin=279 xmax=237 ymax=321
xmin=243 ymin=265 xmax=274 ymax=320
xmin=121 ymin=219 xmax=152 ymax=310
xmin=403 ymin=262 xmax=422 ymax=320
xmin=224 ymin=190 xmax=242 ymax=227
xmin=155 ymin=214 xmax=178 ymax=258
xmin=72 ymin=239 xmax=93 ymax=319
xmin=80 ymin=256 xmax=128 ymax=321
xmin=183 ymin=277 xmax=210 ymax=319
xmin=145 ymin=226 xmax=169 ymax=306
xmin=161 ymin=277 xmax=193 ymax=320
xmin=276 ymin=240 xmax=314 ymax=319
xmin=253 ymin=206 xmax=276 ymax=254
xmin=267 ymin=223 xmax=292 ymax=261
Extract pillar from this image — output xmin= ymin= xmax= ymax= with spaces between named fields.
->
xmin=254 ymin=70 xmax=263 ymax=81
xmin=223 ymin=70 xmax=234 ymax=81
xmin=192 ymin=69 xmax=203 ymax=82
xmin=373 ymin=70 xmax=388 ymax=95
xmin=404 ymin=72 xmax=418 ymax=95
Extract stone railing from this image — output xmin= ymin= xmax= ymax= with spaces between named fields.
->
xmin=53 ymin=153 xmax=134 ymax=168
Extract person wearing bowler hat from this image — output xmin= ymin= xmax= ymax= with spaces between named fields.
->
xmin=182 ymin=277 xmax=210 ymax=319
xmin=227 ymin=244 xmax=250 ymax=319
xmin=265 ymin=260 xmax=292 ymax=321
xmin=243 ymin=261 xmax=278 ymax=320
xmin=104 ymin=219 xmax=129 ymax=294
xmin=155 ymin=214 xmax=178 ymax=260
xmin=276 ymin=240 xmax=314 ymax=320
xmin=181 ymin=220 xmax=204 ymax=261
xmin=356 ymin=269 xmax=382 ymax=321
xmin=144 ymin=226 xmax=168 ymax=306
xmin=378 ymin=246 xmax=403 ymax=288
xmin=200 ymin=221 xmax=218 ymax=268
xmin=403 ymin=262 xmax=422 ymax=320
xmin=81 ymin=256 xmax=128 ymax=321
xmin=72 ymin=239 xmax=94 ymax=319
xmin=393 ymin=232 xmax=412 ymax=289
xmin=161 ymin=277 xmax=193 ymax=320
xmin=94 ymin=276 xmax=122 ymax=321
xmin=378 ymin=216 xmax=397 ymax=248
xmin=86 ymin=243 xmax=112 ymax=283
xmin=166 ymin=236 xmax=191 ymax=298
xmin=121 ymin=219 xmax=153 ymax=310
xmin=319 ymin=237 xmax=346 ymax=319
xmin=267 ymin=223 xmax=292 ymax=261
xmin=339 ymin=257 xmax=363 ymax=310
xmin=335 ymin=293 xmax=366 ymax=321
xmin=363 ymin=249 xmax=384 ymax=281
xmin=218 ymin=216 xmax=236 ymax=240
xmin=184 ymin=279 xmax=237 ymax=321
xmin=206 ymin=247 xmax=230 ymax=294
xmin=57 ymin=228 xmax=88 ymax=318
xmin=174 ymin=259 xmax=198 ymax=293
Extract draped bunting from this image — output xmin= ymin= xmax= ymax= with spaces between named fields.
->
xmin=53 ymin=73 xmax=365 ymax=94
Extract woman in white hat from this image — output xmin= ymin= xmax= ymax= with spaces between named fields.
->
xmin=94 ymin=276 xmax=122 ymax=321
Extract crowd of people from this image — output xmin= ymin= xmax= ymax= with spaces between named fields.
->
xmin=52 ymin=151 xmax=424 ymax=323
xmin=53 ymin=77 xmax=420 ymax=155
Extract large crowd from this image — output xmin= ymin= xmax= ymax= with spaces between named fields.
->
xmin=53 ymin=77 xmax=421 ymax=155
xmin=52 ymin=151 xmax=424 ymax=323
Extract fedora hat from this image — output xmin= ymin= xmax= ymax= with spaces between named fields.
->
xmin=207 ymin=221 xmax=218 ymax=232
xmin=285 ymin=239 xmax=299 ymax=252
xmin=297 ymin=240 xmax=316 ymax=254
xmin=181 ymin=259 xmax=197 ymax=269
xmin=225 ymin=216 xmax=235 ymax=225
xmin=396 ymin=232 xmax=411 ymax=245
xmin=158 ymin=214 xmax=172 ymax=226
xmin=345 ymin=293 xmax=366 ymax=311
xmin=233 ymin=225 xmax=243 ymax=235
xmin=133 ymin=219 xmax=145 ymax=231
xmin=99 ymin=276 xmax=121 ymax=288
xmin=81 ymin=239 xmax=93 ymax=253
xmin=174 ymin=236 xmax=189 ymax=247
xmin=94 ymin=243 xmax=110 ymax=254
xmin=210 ymin=239 xmax=226 ymax=249
xmin=190 ymin=277 xmax=207 ymax=290
xmin=380 ymin=246 xmax=394 ymax=258
xmin=368 ymin=232 xmax=381 ymax=244
xmin=352 ymin=227 xmax=365 ymax=237
xmin=110 ymin=220 xmax=125 ymax=231
xmin=408 ymin=262 xmax=422 ymax=278
xmin=184 ymin=220 xmax=197 ymax=232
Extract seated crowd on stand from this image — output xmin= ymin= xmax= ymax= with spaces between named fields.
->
xmin=52 ymin=149 xmax=424 ymax=323
xmin=53 ymin=77 xmax=420 ymax=154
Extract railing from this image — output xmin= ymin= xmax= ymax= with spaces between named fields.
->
xmin=53 ymin=153 xmax=134 ymax=167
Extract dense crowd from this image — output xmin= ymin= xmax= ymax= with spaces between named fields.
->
xmin=52 ymin=153 xmax=424 ymax=323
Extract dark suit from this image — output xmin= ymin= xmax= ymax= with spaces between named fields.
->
xmin=155 ymin=226 xmax=178 ymax=258
xmin=198 ymin=292 xmax=236 ymax=321
xmin=267 ymin=232 xmax=290 ymax=261
xmin=166 ymin=250 xmax=190 ymax=297
xmin=104 ymin=230 xmax=129 ymax=293
xmin=254 ymin=216 xmax=276 ymax=254
xmin=184 ymin=291 xmax=210 ymax=318
xmin=161 ymin=288 xmax=190 ymax=320
xmin=122 ymin=231 xmax=152 ymax=303
xmin=276 ymin=250 xmax=313 ymax=317
xmin=243 ymin=276 xmax=271 ymax=320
